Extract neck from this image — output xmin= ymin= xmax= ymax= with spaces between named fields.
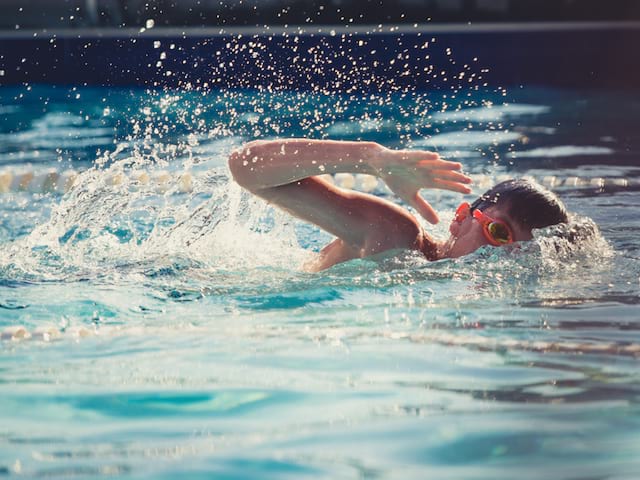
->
xmin=417 ymin=231 xmax=444 ymax=261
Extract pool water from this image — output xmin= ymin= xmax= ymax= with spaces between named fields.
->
xmin=1 ymin=84 xmax=639 ymax=479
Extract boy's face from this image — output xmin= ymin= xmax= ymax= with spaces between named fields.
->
xmin=443 ymin=205 xmax=533 ymax=258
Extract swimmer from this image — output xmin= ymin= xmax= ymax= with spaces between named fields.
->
xmin=229 ymin=139 xmax=568 ymax=271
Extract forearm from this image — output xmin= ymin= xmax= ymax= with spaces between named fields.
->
xmin=228 ymin=138 xmax=470 ymax=226
xmin=228 ymin=139 xmax=381 ymax=191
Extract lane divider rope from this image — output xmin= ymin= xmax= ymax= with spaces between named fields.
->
xmin=0 ymin=167 xmax=635 ymax=195
xmin=0 ymin=168 xmax=195 ymax=194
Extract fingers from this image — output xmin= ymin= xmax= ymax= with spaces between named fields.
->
xmin=401 ymin=150 xmax=441 ymax=162
xmin=432 ymin=178 xmax=473 ymax=194
xmin=411 ymin=192 xmax=439 ymax=224
xmin=430 ymin=169 xmax=472 ymax=184
xmin=412 ymin=164 xmax=472 ymax=192
xmin=399 ymin=150 xmax=465 ymax=174
xmin=417 ymin=158 xmax=463 ymax=171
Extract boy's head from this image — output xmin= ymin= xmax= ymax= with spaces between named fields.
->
xmin=444 ymin=179 xmax=569 ymax=258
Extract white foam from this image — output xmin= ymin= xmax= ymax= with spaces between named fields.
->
xmin=512 ymin=145 xmax=614 ymax=158
xmin=432 ymin=104 xmax=550 ymax=122
xmin=414 ymin=130 xmax=522 ymax=148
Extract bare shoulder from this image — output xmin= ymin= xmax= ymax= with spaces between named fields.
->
xmin=253 ymin=176 xmax=437 ymax=269
xmin=304 ymin=204 xmax=435 ymax=271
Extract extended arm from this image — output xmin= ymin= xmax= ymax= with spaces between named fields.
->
xmin=228 ymin=139 xmax=380 ymax=189
xmin=228 ymin=139 xmax=471 ymax=267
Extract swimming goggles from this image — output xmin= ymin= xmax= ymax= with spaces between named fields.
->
xmin=454 ymin=202 xmax=514 ymax=246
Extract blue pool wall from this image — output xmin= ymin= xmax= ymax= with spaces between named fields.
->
xmin=1 ymin=22 xmax=639 ymax=91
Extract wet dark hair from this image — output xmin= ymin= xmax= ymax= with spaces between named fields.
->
xmin=471 ymin=179 xmax=569 ymax=231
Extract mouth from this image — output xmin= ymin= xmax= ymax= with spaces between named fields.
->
xmin=441 ymin=233 xmax=457 ymax=257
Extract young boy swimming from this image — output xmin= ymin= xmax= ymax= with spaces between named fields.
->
xmin=229 ymin=139 xmax=568 ymax=271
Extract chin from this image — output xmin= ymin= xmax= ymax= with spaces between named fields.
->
xmin=444 ymin=236 xmax=486 ymax=259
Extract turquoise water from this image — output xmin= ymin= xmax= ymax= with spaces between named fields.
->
xmin=1 ymin=84 xmax=639 ymax=479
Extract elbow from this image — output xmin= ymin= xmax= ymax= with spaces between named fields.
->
xmin=228 ymin=141 xmax=264 ymax=191
xmin=228 ymin=149 xmax=247 ymax=186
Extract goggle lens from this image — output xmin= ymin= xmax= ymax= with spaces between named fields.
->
xmin=471 ymin=208 xmax=514 ymax=246
xmin=487 ymin=221 xmax=512 ymax=244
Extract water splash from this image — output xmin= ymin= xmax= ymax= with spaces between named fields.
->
xmin=0 ymin=153 xmax=308 ymax=283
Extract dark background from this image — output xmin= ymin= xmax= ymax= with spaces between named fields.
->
xmin=1 ymin=1 xmax=638 ymax=90
xmin=2 ymin=0 xmax=640 ymax=29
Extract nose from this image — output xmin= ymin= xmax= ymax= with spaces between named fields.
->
xmin=449 ymin=219 xmax=460 ymax=237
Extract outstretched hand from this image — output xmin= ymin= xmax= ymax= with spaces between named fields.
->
xmin=372 ymin=148 xmax=472 ymax=224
